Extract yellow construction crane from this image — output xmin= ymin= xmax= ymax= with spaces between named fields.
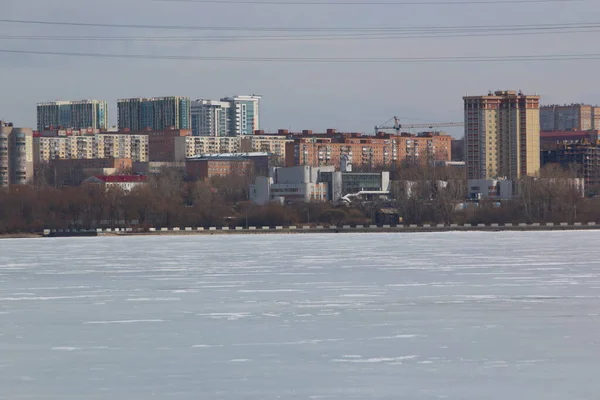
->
xmin=374 ymin=116 xmax=464 ymax=135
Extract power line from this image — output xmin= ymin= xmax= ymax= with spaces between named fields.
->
xmin=159 ymin=0 xmax=581 ymax=4
xmin=2 ymin=48 xmax=600 ymax=63
xmin=1 ymin=27 xmax=599 ymax=43
xmin=1 ymin=18 xmax=599 ymax=32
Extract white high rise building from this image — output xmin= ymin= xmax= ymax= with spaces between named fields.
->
xmin=222 ymin=95 xmax=261 ymax=136
xmin=191 ymin=95 xmax=261 ymax=137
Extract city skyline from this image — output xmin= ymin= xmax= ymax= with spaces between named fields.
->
xmin=2 ymin=0 xmax=600 ymax=135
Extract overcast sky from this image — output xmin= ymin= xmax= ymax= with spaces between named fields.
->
xmin=1 ymin=0 xmax=599 ymax=136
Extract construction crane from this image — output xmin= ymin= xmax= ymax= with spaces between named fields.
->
xmin=374 ymin=116 xmax=464 ymax=135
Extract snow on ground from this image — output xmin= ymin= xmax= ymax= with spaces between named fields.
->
xmin=1 ymin=232 xmax=600 ymax=399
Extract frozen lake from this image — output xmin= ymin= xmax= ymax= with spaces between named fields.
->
xmin=1 ymin=232 xmax=600 ymax=399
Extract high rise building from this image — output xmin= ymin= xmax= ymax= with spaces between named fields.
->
xmin=37 ymin=100 xmax=108 ymax=131
xmin=117 ymin=97 xmax=191 ymax=131
xmin=221 ymin=95 xmax=261 ymax=136
xmin=464 ymin=90 xmax=541 ymax=180
xmin=190 ymin=100 xmax=230 ymax=137
xmin=540 ymin=104 xmax=600 ymax=132
xmin=0 ymin=121 xmax=34 ymax=188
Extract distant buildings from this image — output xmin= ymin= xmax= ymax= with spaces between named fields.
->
xmin=37 ymin=100 xmax=109 ymax=130
xmin=464 ymin=90 xmax=540 ymax=181
xmin=117 ymin=97 xmax=191 ymax=131
xmin=0 ymin=121 xmax=34 ymax=188
xmin=540 ymin=104 xmax=600 ymax=132
xmin=190 ymin=95 xmax=261 ymax=137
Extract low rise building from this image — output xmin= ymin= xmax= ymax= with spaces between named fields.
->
xmin=83 ymin=175 xmax=147 ymax=192
xmin=250 ymin=165 xmax=391 ymax=204
xmin=468 ymin=179 xmax=515 ymax=200
xmin=185 ymin=152 xmax=269 ymax=181
xmin=250 ymin=165 xmax=332 ymax=205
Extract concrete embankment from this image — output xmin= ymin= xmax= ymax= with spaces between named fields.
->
xmin=35 ymin=222 xmax=600 ymax=238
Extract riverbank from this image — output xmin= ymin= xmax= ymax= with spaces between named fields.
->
xmin=30 ymin=221 xmax=600 ymax=238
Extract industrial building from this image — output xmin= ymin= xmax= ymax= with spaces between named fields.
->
xmin=464 ymin=90 xmax=541 ymax=180
xmin=0 ymin=121 xmax=34 ymax=188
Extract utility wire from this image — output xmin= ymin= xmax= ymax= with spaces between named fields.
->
xmin=158 ymin=0 xmax=581 ymax=4
xmin=0 ymin=27 xmax=598 ymax=42
xmin=2 ymin=48 xmax=600 ymax=63
xmin=1 ymin=19 xmax=599 ymax=32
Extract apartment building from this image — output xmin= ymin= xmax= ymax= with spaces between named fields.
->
xmin=284 ymin=130 xmax=451 ymax=169
xmin=37 ymin=100 xmax=108 ymax=131
xmin=540 ymin=104 xmax=600 ymax=132
xmin=464 ymin=90 xmax=541 ymax=180
xmin=240 ymin=131 xmax=293 ymax=166
xmin=34 ymin=133 xmax=149 ymax=163
xmin=222 ymin=95 xmax=261 ymax=136
xmin=184 ymin=136 xmax=241 ymax=157
xmin=118 ymin=97 xmax=191 ymax=131
xmin=190 ymin=100 xmax=230 ymax=137
xmin=0 ymin=121 xmax=34 ymax=188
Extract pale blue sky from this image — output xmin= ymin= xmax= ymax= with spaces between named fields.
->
xmin=1 ymin=0 xmax=599 ymax=136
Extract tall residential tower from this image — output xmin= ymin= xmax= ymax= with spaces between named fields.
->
xmin=37 ymin=100 xmax=108 ymax=130
xmin=464 ymin=90 xmax=541 ymax=180
xmin=0 ymin=121 xmax=34 ymax=188
xmin=117 ymin=97 xmax=191 ymax=131
xmin=190 ymin=100 xmax=230 ymax=137
xmin=221 ymin=95 xmax=261 ymax=136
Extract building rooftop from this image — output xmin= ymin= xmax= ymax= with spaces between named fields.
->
xmin=88 ymin=175 xmax=147 ymax=183
xmin=188 ymin=152 xmax=270 ymax=160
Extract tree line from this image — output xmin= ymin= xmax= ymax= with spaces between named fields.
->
xmin=0 ymin=163 xmax=598 ymax=234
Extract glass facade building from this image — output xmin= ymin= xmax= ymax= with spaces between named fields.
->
xmin=118 ymin=97 xmax=191 ymax=131
xmin=37 ymin=100 xmax=108 ymax=131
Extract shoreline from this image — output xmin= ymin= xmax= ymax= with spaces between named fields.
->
xmin=0 ymin=223 xmax=595 ymax=239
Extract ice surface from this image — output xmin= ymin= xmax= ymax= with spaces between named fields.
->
xmin=1 ymin=231 xmax=600 ymax=399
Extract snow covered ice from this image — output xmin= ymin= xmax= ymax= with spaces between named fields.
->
xmin=1 ymin=231 xmax=600 ymax=399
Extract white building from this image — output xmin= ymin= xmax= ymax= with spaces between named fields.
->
xmin=83 ymin=175 xmax=148 ymax=192
xmin=250 ymin=165 xmax=391 ymax=205
xmin=468 ymin=179 xmax=515 ymax=200
xmin=190 ymin=100 xmax=230 ymax=137
xmin=250 ymin=165 xmax=333 ymax=205
xmin=221 ymin=95 xmax=261 ymax=136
